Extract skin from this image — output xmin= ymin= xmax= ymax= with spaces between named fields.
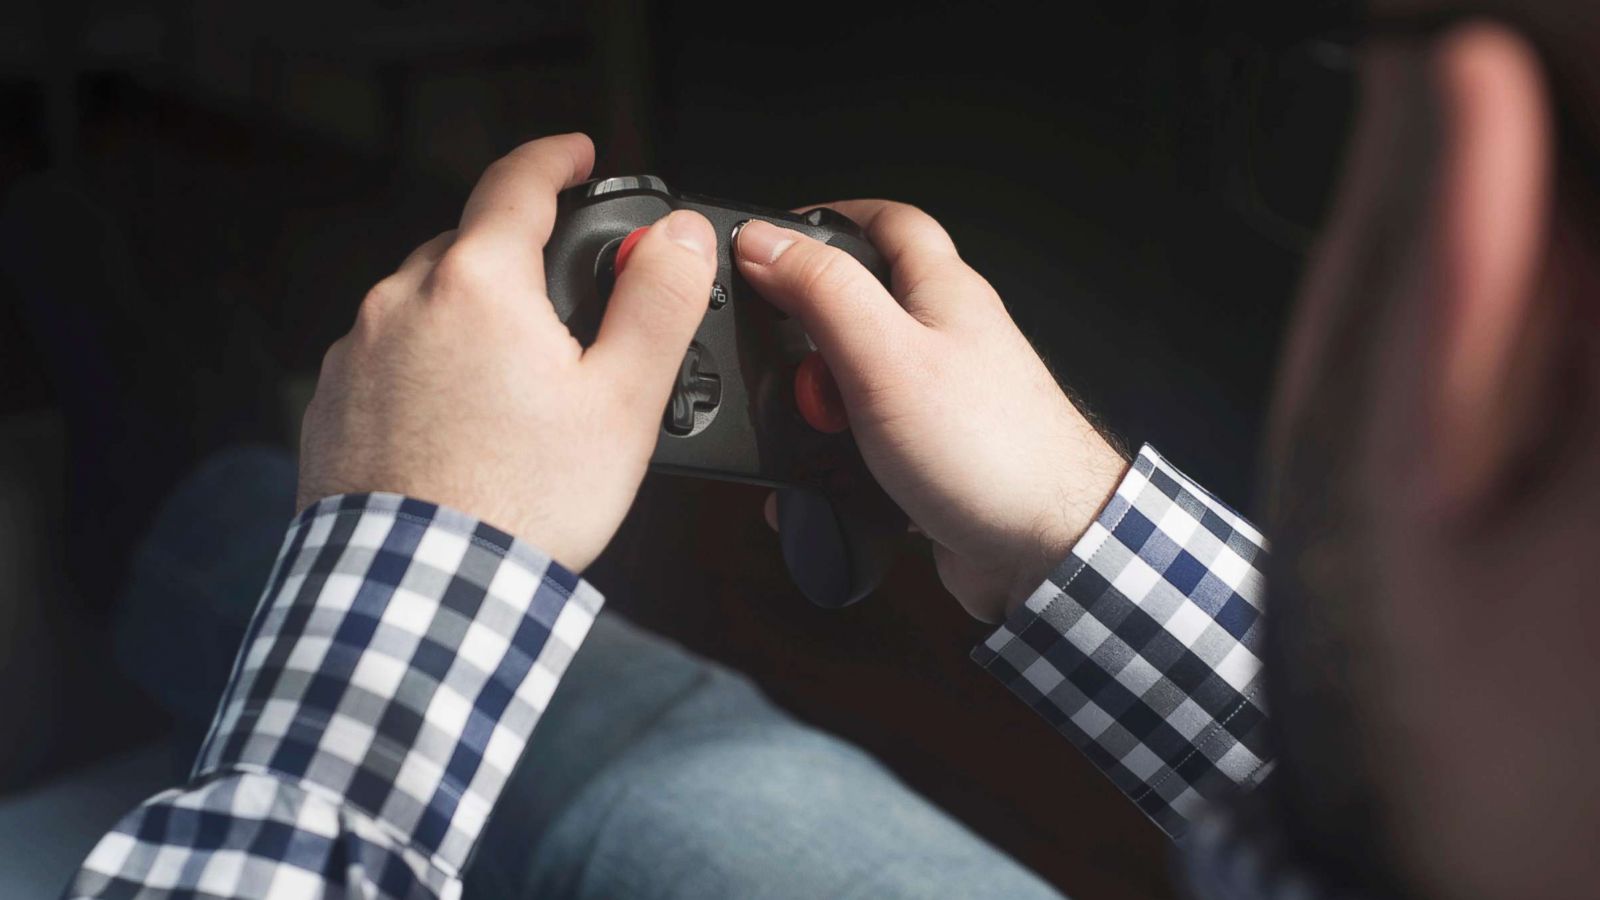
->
xmin=301 ymin=133 xmax=1130 ymax=621
xmin=1271 ymin=21 xmax=1600 ymax=898
xmin=303 ymin=14 xmax=1600 ymax=890
xmin=299 ymin=133 xmax=720 ymax=572
xmin=736 ymin=210 xmax=1129 ymax=623
xmin=738 ymin=18 xmax=1600 ymax=897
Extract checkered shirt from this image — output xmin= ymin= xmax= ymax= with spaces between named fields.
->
xmin=66 ymin=493 xmax=602 ymax=899
xmin=973 ymin=444 xmax=1273 ymax=839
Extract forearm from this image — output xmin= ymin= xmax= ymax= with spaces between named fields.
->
xmin=973 ymin=445 xmax=1273 ymax=840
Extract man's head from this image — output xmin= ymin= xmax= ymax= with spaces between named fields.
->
xmin=1263 ymin=4 xmax=1600 ymax=898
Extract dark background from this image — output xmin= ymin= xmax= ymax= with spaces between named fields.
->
xmin=0 ymin=1 xmax=1353 ymax=897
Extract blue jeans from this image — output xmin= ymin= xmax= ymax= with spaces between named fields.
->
xmin=118 ymin=448 xmax=1064 ymax=899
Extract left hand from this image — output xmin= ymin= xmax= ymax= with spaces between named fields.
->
xmin=297 ymin=133 xmax=719 ymax=571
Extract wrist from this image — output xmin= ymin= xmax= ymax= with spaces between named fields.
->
xmin=1003 ymin=432 xmax=1131 ymax=615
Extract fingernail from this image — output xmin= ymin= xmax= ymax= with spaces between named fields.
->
xmin=665 ymin=210 xmax=716 ymax=264
xmin=737 ymin=219 xmax=797 ymax=265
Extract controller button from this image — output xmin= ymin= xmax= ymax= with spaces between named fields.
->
xmin=795 ymin=352 xmax=849 ymax=434
xmin=665 ymin=344 xmax=722 ymax=436
xmin=709 ymin=281 xmax=728 ymax=309
xmin=614 ymin=227 xmax=649 ymax=273
xmin=586 ymin=174 xmax=669 ymax=197
xmin=802 ymin=207 xmax=848 ymax=228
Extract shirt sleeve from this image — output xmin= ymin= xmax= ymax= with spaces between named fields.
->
xmin=67 ymin=493 xmax=603 ymax=899
xmin=972 ymin=445 xmax=1272 ymax=840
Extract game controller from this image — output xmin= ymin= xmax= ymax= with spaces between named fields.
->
xmin=545 ymin=175 xmax=906 ymax=608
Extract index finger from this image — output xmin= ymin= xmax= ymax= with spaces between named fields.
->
xmin=796 ymin=199 xmax=960 ymax=291
xmin=801 ymin=199 xmax=990 ymax=324
xmin=455 ymin=133 xmax=596 ymax=279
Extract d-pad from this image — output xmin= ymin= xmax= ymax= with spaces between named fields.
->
xmin=665 ymin=343 xmax=721 ymax=436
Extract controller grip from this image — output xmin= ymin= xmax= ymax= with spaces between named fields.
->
xmin=776 ymin=485 xmax=906 ymax=608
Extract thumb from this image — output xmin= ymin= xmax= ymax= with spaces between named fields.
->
xmin=586 ymin=210 xmax=718 ymax=403
xmin=734 ymin=218 xmax=917 ymax=381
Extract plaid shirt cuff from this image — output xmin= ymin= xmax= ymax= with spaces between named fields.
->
xmin=192 ymin=493 xmax=602 ymax=879
xmin=973 ymin=445 xmax=1273 ymax=839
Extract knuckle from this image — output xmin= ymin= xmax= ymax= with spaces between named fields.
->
xmin=885 ymin=202 xmax=954 ymax=245
xmin=959 ymin=271 xmax=1008 ymax=317
xmin=356 ymin=281 xmax=399 ymax=327
xmin=936 ymin=257 xmax=990 ymax=293
xmin=860 ymin=199 xmax=932 ymax=230
xmin=879 ymin=200 xmax=929 ymax=221
xmin=429 ymin=241 xmax=497 ymax=300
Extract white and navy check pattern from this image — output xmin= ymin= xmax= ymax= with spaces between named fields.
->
xmin=67 ymin=493 xmax=602 ymax=899
xmin=66 ymin=445 xmax=1276 ymax=896
xmin=974 ymin=444 xmax=1273 ymax=839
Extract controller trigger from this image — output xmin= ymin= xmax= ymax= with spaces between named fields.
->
xmin=795 ymin=352 xmax=849 ymax=434
xmin=778 ymin=485 xmax=905 ymax=609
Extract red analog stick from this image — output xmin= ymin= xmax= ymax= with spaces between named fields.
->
xmin=795 ymin=352 xmax=849 ymax=434
xmin=614 ymin=226 xmax=649 ymax=273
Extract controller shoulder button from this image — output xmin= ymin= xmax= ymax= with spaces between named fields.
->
xmin=586 ymin=175 xmax=670 ymax=197
xmin=802 ymin=207 xmax=856 ymax=230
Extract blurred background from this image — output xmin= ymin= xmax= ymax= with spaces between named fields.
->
xmin=0 ymin=1 xmax=1353 ymax=896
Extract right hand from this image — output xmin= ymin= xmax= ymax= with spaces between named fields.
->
xmin=298 ymin=134 xmax=719 ymax=573
xmin=735 ymin=203 xmax=1129 ymax=622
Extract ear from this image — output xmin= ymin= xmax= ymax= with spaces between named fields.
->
xmin=1429 ymin=23 xmax=1556 ymax=510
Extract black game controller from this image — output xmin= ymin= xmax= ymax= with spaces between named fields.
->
xmin=545 ymin=175 xmax=906 ymax=607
